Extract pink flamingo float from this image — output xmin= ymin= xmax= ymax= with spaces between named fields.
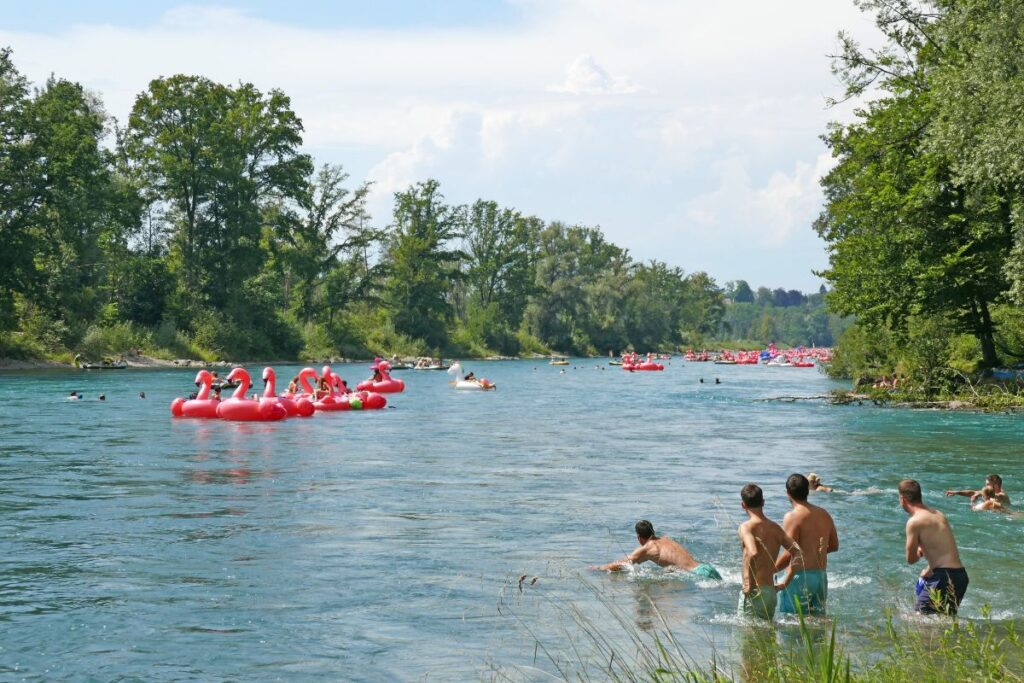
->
xmin=170 ymin=369 xmax=221 ymax=418
xmin=331 ymin=372 xmax=387 ymax=410
xmin=216 ymin=367 xmax=287 ymax=421
xmin=356 ymin=358 xmax=405 ymax=393
xmin=262 ymin=367 xmax=314 ymax=417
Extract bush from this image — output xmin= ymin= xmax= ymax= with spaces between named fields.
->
xmin=77 ymin=322 xmax=150 ymax=359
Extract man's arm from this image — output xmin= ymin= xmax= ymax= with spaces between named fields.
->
xmin=827 ymin=520 xmax=839 ymax=554
xmin=774 ymin=514 xmax=799 ymax=573
xmin=945 ymin=489 xmax=978 ymax=498
xmin=775 ymin=529 xmax=802 ymax=591
xmin=592 ymin=545 xmax=650 ymax=572
xmin=905 ymin=520 xmax=924 ymax=565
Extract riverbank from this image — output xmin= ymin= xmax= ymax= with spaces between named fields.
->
xmin=0 ymin=352 xmax=542 ymax=372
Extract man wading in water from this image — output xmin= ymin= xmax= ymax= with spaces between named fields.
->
xmin=946 ymin=474 xmax=1010 ymax=508
xmin=774 ymin=473 xmax=839 ymax=615
xmin=738 ymin=484 xmax=800 ymax=620
xmin=592 ymin=520 xmax=722 ymax=579
xmin=900 ymin=479 xmax=969 ymax=615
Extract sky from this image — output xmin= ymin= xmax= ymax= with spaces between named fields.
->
xmin=0 ymin=0 xmax=882 ymax=291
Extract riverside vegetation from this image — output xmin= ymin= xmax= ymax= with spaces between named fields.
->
xmin=0 ymin=47 xmax=845 ymax=365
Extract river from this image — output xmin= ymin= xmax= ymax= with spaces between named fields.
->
xmin=1 ymin=360 xmax=1021 ymax=680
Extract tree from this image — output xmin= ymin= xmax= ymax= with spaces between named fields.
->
xmin=383 ymin=179 xmax=466 ymax=349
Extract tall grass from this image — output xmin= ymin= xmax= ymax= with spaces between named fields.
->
xmin=490 ymin=576 xmax=1023 ymax=682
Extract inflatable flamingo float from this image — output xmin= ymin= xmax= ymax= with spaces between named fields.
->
xmin=356 ymin=359 xmax=405 ymax=393
xmin=170 ymin=369 xmax=221 ymax=418
xmin=330 ymin=372 xmax=387 ymax=410
xmin=262 ymin=367 xmax=314 ymax=417
xmin=216 ymin=368 xmax=287 ymax=421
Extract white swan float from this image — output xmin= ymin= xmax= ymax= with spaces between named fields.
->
xmin=448 ymin=363 xmax=496 ymax=390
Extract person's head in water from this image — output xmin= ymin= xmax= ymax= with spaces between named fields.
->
xmin=786 ymin=473 xmax=810 ymax=502
xmin=69 ymin=391 xmax=77 ymax=398
xmin=635 ymin=520 xmax=655 ymax=543
xmin=981 ymin=485 xmax=997 ymax=501
xmin=899 ymin=479 xmax=923 ymax=511
xmin=986 ymin=474 xmax=1003 ymax=491
xmin=741 ymin=483 xmax=764 ymax=510
xmin=98 ymin=394 xmax=106 ymax=401
xmin=139 ymin=391 xmax=146 ymax=399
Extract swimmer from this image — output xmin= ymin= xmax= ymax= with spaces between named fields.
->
xmin=715 ymin=378 xmax=721 ymax=384
xmin=972 ymin=486 xmax=1006 ymax=512
xmin=775 ymin=474 xmax=838 ymax=615
xmin=900 ymin=479 xmax=969 ymax=615
xmin=946 ymin=474 xmax=1010 ymax=507
xmin=98 ymin=394 xmax=106 ymax=401
xmin=139 ymin=391 xmax=146 ymax=399
xmin=591 ymin=520 xmax=722 ymax=579
xmin=738 ymin=484 xmax=800 ymax=620
xmin=68 ymin=391 xmax=79 ymax=401
xmin=807 ymin=473 xmax=834 ymax=493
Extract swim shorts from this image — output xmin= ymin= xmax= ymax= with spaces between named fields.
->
xmin=915 ymin=567 xmax=969 ymax=615
xmin=778 ymin=569 xmax=828 ymax=615
xmin=691 ymin=563 xmax=722 ymax=580
xmin=739 ymin=586 xmax=777 ymax=620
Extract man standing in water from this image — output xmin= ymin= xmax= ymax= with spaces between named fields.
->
xmin=900 ymin=479 xmax=969 ymax=615
xmin=592 ymin=520 xmax=722 ymax=579
xmin=775 ymin=474 xmax=839 ymax=615
xmin=738 ymin=484 xmax=800 ymax=620
xmin=946 ymin=474 xmax=1010 ymax=507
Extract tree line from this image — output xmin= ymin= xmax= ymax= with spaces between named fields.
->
xmin=818 ymin=0 xmax=1024 ymax=384
xmin=0 ymin=47 xmax=828 ymax=362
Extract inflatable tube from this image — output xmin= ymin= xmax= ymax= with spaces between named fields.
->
xmin=262 ymin=367 xmax=314 ymax=417
xmin=622 ymin=362 xmax=664 ymax=371
xmin=215 ymin=368 xmax=287 ymax=421
xmin=356 ymin=361 xmax=405 ymax=393
xmin=455 ymin=379 xmax=495 ymax=391
xmin=171 ymin=370 xmax=221 ymax=418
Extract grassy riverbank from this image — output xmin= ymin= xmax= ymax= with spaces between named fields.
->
xmin=498 ymin=587 xmax=1024 ymax=682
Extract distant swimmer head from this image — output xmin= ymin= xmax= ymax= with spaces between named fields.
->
xmin=635 ymin=520 xmax=655 ymax=542
xmin=98 ymin=394 xmax=106 ymax=401
xmin=139 ymin=391 xmax=146 ymax=399
xmin=741 ymin=483 xmax=764 ymax=509
xmin=787 ymin=473 xmax=810 ymax=501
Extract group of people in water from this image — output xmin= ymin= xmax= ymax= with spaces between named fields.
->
xmin=593 ymin=473 xmax=1011 ymax=620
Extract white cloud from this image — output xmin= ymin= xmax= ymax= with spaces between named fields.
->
xmin=547 ymin=55 xmax=645 ymax=95
xmin=0 ymin=0 xmax=882 ymax=289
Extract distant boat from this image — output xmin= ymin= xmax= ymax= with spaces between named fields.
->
xmin=549 ymin=357 xmax=570 ymax=366
xmin=80 ymin=360 xmax=128 ymax=370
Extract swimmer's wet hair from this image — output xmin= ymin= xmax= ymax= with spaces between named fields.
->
xmin=635 ymin=520 xmax=655 ymax=540
xmin=899 ymin=479 xmax=922 ymax=504
xmin=741 ymin=483 xmax=764 ymax=508
xmin=787 ymin=473 xmax=809 ymax=501
xmin=987 ymin=474 xmax=1002 ymax=487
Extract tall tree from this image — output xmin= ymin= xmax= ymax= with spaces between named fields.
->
xmin=383 ymin=180 xmax=466 ymax=348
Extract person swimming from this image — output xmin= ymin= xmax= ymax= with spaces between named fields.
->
xmin=807 ymin=473 xmax=834 ymax=493
xmin=591 ymin=520 xmax=722 ymax=579
xmin=973 ymin=486 xmax=1006 ymax=512
xmin=68 ymin=391 xmax=80 ymax=401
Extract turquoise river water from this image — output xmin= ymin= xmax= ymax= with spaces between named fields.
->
xmin=1 ymin=360 xmax=1022 ymax=680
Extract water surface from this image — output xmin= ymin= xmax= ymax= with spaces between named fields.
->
xmin=1 ymin=361 xmax=1021 ymax=680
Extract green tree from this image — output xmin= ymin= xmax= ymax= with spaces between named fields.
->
xmin=383 ymin=179 xmax=466 ymax=349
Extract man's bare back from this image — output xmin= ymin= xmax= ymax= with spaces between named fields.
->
xmin=739 ymin=516 xmax=792 ymax=591
xmin=906 ymin=505 xmax=962 ymax=571
xmin=779 ymin=502 xmax=838 ymax=571
xmin=595 ymin=536 xmax=699 ymax=572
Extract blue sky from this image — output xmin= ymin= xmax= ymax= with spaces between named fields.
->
xmin=0 ymin=1 xmax=880 ymax=291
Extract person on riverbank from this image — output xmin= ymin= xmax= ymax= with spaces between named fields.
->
xmin=807 ymin=473 xmax=833 ymax=493
xmin=946 ymin=474 xmax=1010 ymax=507
xmin=775 ymin=474 xmax=839 ymax=615
xmin=900 ymin=479 xmax=969 ymax=615
xmin=738 ymin=484 xmax=800 ymax=620
xmin=591 ymin=520 xmax=722 ymax=579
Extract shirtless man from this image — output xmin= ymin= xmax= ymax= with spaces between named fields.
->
xmin=592 ymin=520 xmax=722 ymax=579
xmin=775 ymin=474 xmax=839 ymax=615
xmin=900 ymin=479 xmax=969 ymax=615
xmin=972 ymin=486 xmax=1006 ymax=512
xmin=738 ymin=484 xmax=800 ymax=620
xmin=946 ymin=474 xmax=1010 ymax=507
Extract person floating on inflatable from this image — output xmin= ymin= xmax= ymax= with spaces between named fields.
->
xmin=448 ymin=362 xmax=495 ymax=390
